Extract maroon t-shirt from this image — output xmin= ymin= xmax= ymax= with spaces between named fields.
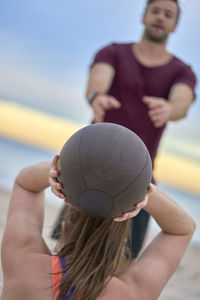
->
xmin=92 ymin=43 xmax=196 ymax=166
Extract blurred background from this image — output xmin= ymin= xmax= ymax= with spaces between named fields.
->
xmin=0 ymin=0 xmax=199 ymax=243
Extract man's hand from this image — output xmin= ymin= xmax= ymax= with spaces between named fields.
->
xmin=142 ymin=96 xmax=172 ymax=128
xmin=91 ymin=94 xmax=121 ymax=123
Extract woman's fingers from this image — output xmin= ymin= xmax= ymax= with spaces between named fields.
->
xmin=49 ymin=168 xmax=59 ymax=178
xmin=51 ymin=154 xmax=59 ymax=169
xmin=49 ymin=155 xmax=66 ymax=199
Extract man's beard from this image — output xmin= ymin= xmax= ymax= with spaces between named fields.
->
xmin=144 ymin=28 xmax=168 ymax=44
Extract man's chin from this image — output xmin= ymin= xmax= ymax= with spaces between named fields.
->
xmin=145 ymin=32 xmax=168 ymax=44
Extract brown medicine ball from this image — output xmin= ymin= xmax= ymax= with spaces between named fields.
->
xmin=57 ymin=123 xmax=152 ymax=218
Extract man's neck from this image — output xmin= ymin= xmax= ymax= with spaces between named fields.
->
xmin=133 ymin=36 xmax=172 ymax=67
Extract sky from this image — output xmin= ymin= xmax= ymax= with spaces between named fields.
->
xmin=0 ymin=0 xmax=199 ymax=124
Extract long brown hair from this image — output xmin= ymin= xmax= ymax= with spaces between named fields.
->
xmin=56 ymin=206 xmax=130 ymax=300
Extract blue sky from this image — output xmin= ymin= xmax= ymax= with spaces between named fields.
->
xmin=0 ymin=0 xmax=199 ymax=124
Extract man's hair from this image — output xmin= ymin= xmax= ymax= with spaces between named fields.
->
xmin=145 ymin=0 xmax=181 ymax=23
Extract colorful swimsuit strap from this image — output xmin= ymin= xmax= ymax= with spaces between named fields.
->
xmin=52 ymin=255 xmax=63 ymax=300
xmin=59 ymin=256 xmax=75 ymax=300
xmin=52 ymin=255 xmax=76 ymax=300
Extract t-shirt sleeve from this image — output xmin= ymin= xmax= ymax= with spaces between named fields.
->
xmin=91 ymin=43 xmax=118 ymax=69
xmin=173 ymin=64 xmax=196 ymax=91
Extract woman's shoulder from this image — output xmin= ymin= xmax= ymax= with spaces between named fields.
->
xmin=1 ymin=253 xmax=53 ymax=300
xmin=96 ymin=275 xmax=140 ymax=300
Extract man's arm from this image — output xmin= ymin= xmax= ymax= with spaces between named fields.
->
xmin=86 ymin=62 xmax=115 ymax=96
xmin=142 ymin=83 xmax=194 ymax=128
xmin=86 ymin=63 xmax=121 ymax=122
xmin=168 ymin=82 xmax=194 ymax=119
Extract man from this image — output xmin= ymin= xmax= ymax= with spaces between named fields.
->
xmin=85 ymin=0 xmax=196 ymax=258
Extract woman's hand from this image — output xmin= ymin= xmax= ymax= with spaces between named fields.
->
xmin=49 ymin=155 xmax=66 ymax=200
xmin=114 ymin=185 xmax=152 ymax=222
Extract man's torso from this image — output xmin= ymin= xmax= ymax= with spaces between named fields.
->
xmin=93 ymin=42 xmax=195 ymax=163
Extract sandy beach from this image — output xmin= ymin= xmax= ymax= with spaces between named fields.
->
xmin=0 ymin=188 xmax=200 ymax=300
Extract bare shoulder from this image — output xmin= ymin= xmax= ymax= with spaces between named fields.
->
xmin=97 ymin=276 xmax=141 ymax=300
xmin=1 ymin=253 xmax=53 ymax=300
xmin=117 ymin=232 xmax=193 ymax=300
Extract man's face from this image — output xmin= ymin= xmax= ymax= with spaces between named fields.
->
xmin=143 ymin=0 xmax=178 ymax=43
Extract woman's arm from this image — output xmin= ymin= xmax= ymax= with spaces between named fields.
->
xmin=121 ymin=184 xmax=196 ymax=300
xmin=16 ymin=161 xmax=51 ymax=193
xmin=6 ymin=160 xmax=53 ymax=235
xmin=1 ymin=159 xmax=58 ymax=273
xmin=145 ymin=185 xmax=195 ymax=236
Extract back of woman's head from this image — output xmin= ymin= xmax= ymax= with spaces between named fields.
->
xmin=56 ymin=123 xmax=152 ymax=299
xmin=57 ymin=123 xmax=152 ymax=218
xmin=58 ymin=206 xmax=130 ymax=300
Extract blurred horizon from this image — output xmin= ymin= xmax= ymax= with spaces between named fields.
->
xmin=0 ymin=0 xmax=199 ymax=125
